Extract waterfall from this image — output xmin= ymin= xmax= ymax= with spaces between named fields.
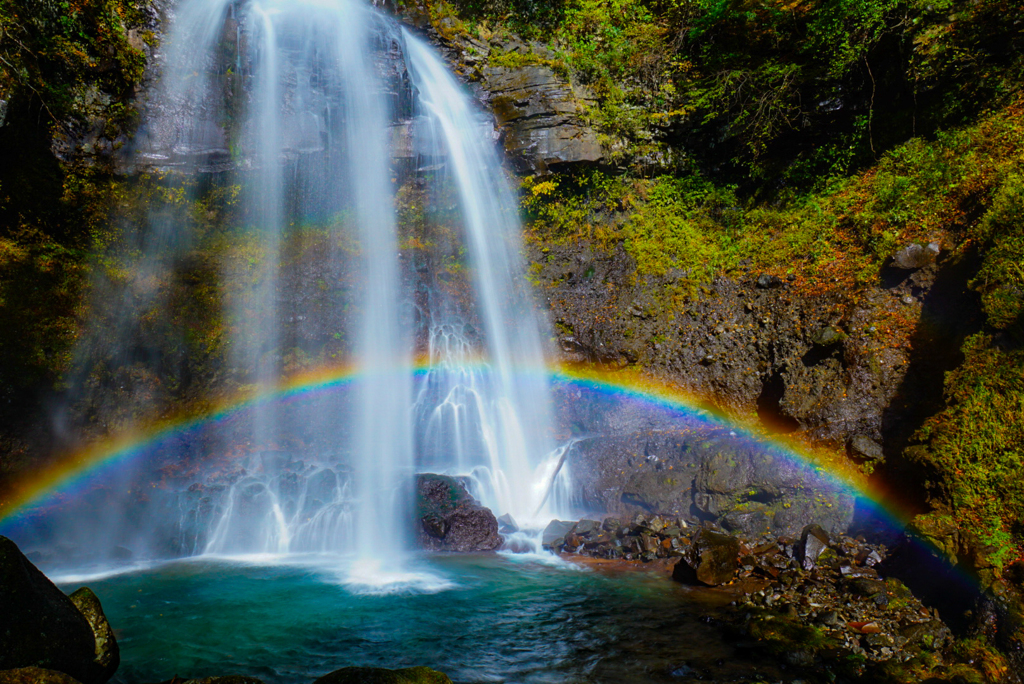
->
xmin=40 ymin=0 xmax=574 ymax=575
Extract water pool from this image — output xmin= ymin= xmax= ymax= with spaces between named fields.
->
xmin=58 ymin=553 xmax=788 ymax=684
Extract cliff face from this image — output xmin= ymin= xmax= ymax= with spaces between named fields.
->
xmin=1 ymin=0 xmax=1022 ymax=600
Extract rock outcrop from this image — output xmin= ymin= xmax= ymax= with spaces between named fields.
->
xmin=535 ymin=239 xmax=982 ymax=458
xmin=558 ymin=394 xmax=856 ymax=537
xmin=473 ymin=63 xmax=602 ymax=174
xmin=415 ymin=474 xmax=502 ymax=552
xmin=0 ymin=537 xmax=117 ymax=684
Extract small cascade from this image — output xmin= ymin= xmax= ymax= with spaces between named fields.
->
xmin=202 ymin=454 xmax=355 ymax=556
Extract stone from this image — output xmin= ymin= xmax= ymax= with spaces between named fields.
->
xmin=414 ymin=475 xmax=502 ymax=552
xmin=891 ymin=242 xmax=940 ymax=269
xmin=541 ymin=520 xmax=576 ymax=548
xmin=571 ymin=519 xmax=601 ymax=537
xmin=672 ymin=529 xmax=740 ymax=586
xmin=755 ymin=274 xmax=782 ymax=289
xmin=312 ymin=667 xmax=452 ymax=684
xmin=898 ymin=620 xmax=950 ymax=650
xmin=67 ymin=589 xmax=119 ymax=684
xmin=848 ymin=435 xmax=883 ymax=462
xmin=846 ymin=577 xmax=887 ymax=598
xmin=0 ymin=669 xmax=83 ymax=684
xmin=722 ymin=504 xmax=772 ymax=539
xmin=798 ymin=524 xmax=830 ymax=570
xmin=601 ymin=518 xmax=621 ymax=533
xmin=0 ymin=537 xmax=101 ymax=684
xmin=496 ymin=513 xmax=519 ymax=533
xmin=812 ymin=326 xmax=845 ymax=346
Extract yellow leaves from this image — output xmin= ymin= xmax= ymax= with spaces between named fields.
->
xmin=529 ymin=180 xmax=559 ymax=197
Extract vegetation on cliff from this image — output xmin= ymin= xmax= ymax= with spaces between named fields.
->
xmin=428 ymin=0 xmax=1024 ymax=592
xmin=0 ymin=0 xmax=151 ymax=435
xmin=0 ymin=0 xmax=1021 ymax=660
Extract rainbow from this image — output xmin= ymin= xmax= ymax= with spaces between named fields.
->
xmin=0 ymin=362 xmax=908 ymax=530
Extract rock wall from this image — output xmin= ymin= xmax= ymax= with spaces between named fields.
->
xmin=534 ymin=239 xmax=982 ymax=465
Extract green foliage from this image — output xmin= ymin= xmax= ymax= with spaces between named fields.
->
xmin=0 ymin=0 xmax=149 ymax=121
xmin=441 ymin=0 xmax=1024 ymax=188
xmin=972 ymin=174 xmax=1024 ymax=333
xmin=915 ymin=335 xmax=1024 ymax=572
xmin=622 ymin=175 xmax=742 ymax=280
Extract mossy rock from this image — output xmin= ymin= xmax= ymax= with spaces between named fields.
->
xmin=67 ymin=589 xmax=119 ymax=684
xmin=0 ymin=537 xmax=98 ymax=684
xmin=0 ymin=668 xmax=83 ymax=684
xmin=311 ymin=667 xmax=452 ymax=684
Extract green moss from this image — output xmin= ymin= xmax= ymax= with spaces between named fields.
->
xmin=914 ymin=335 xmax=1024 ymax=574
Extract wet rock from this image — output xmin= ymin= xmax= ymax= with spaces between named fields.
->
xmin=496 ymin=513 xmax=519 ymax=533
xmin=601 ymin=518 xmax=621 ymax=533
xmin=0 ymin=669 xmax=83 ymax=684
xmin=722 ymin=504 xmax=772 ymax=538
xmin=67 ymin=589 xmax=119 ymax=684
xmin=798 ymin=524 xmax=830 ymax=570
xmin=312 ymin=667 xmax=452 ymax=684
xmin=672 ymin=529 xmax=740 ymax=586
xmin=755 ymin=274 xmax=782 ymax=289
xmin=572 ymin=519 xmax=601 ymax=537
xmin=891 ymin=241 xmax=940 ymax=269
xmin=541 ymin=520 xmax=576 ymax=548
xmin=693 ymin=447 xmax=855 ymax=538
xmin=0 ymin=537 xmax=100 ymax=684
xmin=415 ymin=475 xmax=502 ymax=552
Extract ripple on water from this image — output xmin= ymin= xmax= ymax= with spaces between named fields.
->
xmin=74 ymin=554 xmax=788 ymax=684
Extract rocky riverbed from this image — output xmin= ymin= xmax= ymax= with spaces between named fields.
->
xmin=537 ymin=513 xmax=1021 ymax=682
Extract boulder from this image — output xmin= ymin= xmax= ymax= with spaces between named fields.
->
xmin=693 ymin=447 xmax=855 ymax=538
xmin=0 ymin=669 xmax=82 ymax=684
xmin=672 ymin=529 xmax=740 ymax=586
xmin=415 ymin=475 xmax=502 ymax=552
xmin=496 ymin=513 xmax=519 ymax=533
xmin=0 ymin=537 xmax=104 ymax=684
xmin=798 ymin=524 xmax=830 ymax=570
xmin=891 ymin=242 xmax=940 ymax=270
xmin=848 ymin=435 xmax=884 ymax=462
xmin=67 ymin=589 xmax=118 ymax=684
xmin=312 ymin=667 xmax=452 ymax=684
xmin=541 ymin=520 xmax=576 ymax=548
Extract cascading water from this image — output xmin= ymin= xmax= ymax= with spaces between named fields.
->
xmin=37 ymin=0 xmax=575 ymax=574
xmin=403 ymin=32 xmax=572 ymax=527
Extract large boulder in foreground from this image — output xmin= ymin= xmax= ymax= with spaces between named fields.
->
xmin=313 ymin=667 xmax=452 ymax=684
xmin=415 ymin=475 xmax=502 ymax=552
xmin=0 ymin=537 xmax=112 ymax=684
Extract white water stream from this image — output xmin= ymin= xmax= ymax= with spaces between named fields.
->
xmin=97 ymin=0 xmax=577 ymax=581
